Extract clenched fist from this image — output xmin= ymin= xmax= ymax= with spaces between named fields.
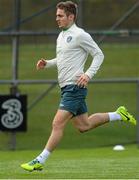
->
xmin=36 ymin=58 xmax=47 ymax=70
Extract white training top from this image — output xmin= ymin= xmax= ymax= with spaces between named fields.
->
xmin=46 ymin=23 xmax=104 ymax=88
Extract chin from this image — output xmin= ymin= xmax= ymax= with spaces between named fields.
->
xmin=59 ymin=24 xmax=63 ymax=28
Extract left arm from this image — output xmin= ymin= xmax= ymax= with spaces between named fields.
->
xmin=77 ymin=32 xmax=104 ymax=87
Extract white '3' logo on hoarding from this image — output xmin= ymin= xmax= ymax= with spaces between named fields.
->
xmin=1 ymin=99 xmax=23 ymax=129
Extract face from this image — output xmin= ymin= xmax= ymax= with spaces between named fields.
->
xmin=56 ymin=8 xmax=74 ymax=29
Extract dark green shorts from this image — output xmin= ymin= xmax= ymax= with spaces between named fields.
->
xmin=59 ymin=85 xmax=88 ymax=116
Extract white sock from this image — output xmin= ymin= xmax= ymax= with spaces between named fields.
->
xmin=36 ymin=149 xmax=51 ymax=164
xmin=108 ymin=112 xmax=122 ymax=121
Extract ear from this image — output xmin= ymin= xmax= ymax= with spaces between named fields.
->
xmin=68 ymin=14 xmax=74 ymax=21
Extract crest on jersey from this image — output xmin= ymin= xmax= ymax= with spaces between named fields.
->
xmin=67 ymin=36 xmax=72 ymax=43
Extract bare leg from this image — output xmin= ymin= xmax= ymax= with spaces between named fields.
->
xmin=73 ymin=112 xmax=109 ymax=133
xmin=88 ymin=113 xmax=109 ymax=129
xmin=24 ymin=110 xmax=73 ymax=165
xmin=45 ymin=109 xmax=73 ymax=152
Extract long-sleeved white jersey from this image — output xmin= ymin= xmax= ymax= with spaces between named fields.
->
xmin=46 ymin=23 xmax=104 ymax=88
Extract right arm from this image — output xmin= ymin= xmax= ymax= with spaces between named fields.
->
xmin=36 ymin=58 xmax=57 ymax=70
xmin=37 ymin=33 xmax=60 ymax=70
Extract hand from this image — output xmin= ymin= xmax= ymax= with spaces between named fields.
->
xmin=36 ymin=58 xmax=47 ymax=70
xmin=76 ymin=74 xmax=90 ymax=87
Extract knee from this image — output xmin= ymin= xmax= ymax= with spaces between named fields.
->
xmin=52 ymin=120 xmax=63 ymax=131
xmin=52 ymin=121 xmax=60 ymax=130
xmin=75 ymin=122 xmax=91 ymax=133
xmin=78 ymin=127 xmax=89 ymax=133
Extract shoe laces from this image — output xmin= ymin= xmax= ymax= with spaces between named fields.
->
xmin=29 ymin=159 xmax=39 ymax=165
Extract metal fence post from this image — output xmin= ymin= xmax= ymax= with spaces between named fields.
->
xmin=137 ymin=80 xmax=139 ymax=145
xmin=10 ymin=0 xmax=21 ymax=150
xmin=78 ymin=0 xmax=83 ymax=27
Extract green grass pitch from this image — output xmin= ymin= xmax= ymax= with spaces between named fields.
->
xmin=0 ymin=144 xmax=139 ymax=179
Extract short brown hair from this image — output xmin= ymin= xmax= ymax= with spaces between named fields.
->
xmin=56 ymin=1 xmax=78 ymax=20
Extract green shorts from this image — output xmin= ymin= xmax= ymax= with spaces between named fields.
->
xmin=59 ymin=85 xmax=88 ymax=116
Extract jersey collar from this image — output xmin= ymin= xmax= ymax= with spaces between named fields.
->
xmin=62 ymin=23 xmax=76 ymax=31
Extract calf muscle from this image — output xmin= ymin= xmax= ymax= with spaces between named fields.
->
xmin=73 ymin=113 xmax=109 ymax=133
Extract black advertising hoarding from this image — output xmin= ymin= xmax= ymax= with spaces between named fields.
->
xmin=0 ymin=95 xmax=27 ymax=131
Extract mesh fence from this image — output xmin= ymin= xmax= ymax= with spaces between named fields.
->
xmin=0 ymin=0 xmax=139 ymax=150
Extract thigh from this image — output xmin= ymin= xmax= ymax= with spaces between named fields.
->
xmin=72 ymin=113 xmax=89 ymax=129
xmin=53 ymin=109 xmax=73 ymax=128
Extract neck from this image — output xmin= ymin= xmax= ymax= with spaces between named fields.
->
xmin=62 ymin=22 xmax=75 ymax=31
